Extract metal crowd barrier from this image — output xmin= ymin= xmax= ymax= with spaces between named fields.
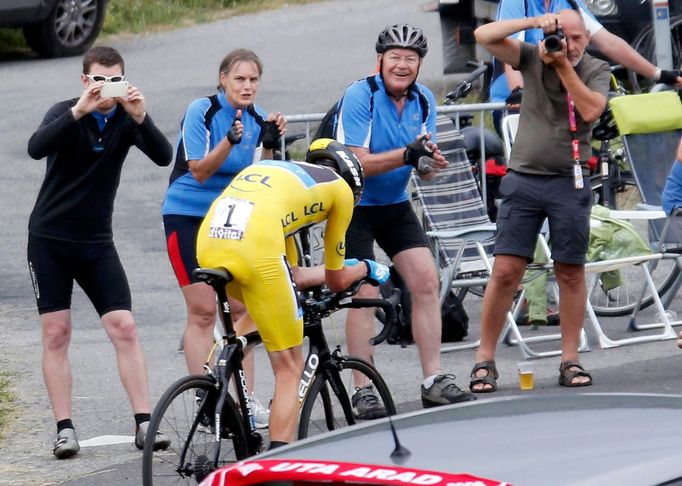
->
xmin=280 ymin=102 xmax=507 ymax=208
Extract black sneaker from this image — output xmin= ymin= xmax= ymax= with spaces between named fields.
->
xmin=421 ymin=374 xmax=477 ymax=408
xmin=351 ymin=385 xmax=387 ymax=420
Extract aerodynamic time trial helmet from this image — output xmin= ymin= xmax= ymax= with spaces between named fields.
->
xmin=305 ymin=138 xmax=364 ymax=206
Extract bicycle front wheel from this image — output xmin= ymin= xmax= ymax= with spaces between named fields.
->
xmin=298 ymin=357 xmax=395 ymax=439
xmin=142 ymin=374 xmax=248 ymax=486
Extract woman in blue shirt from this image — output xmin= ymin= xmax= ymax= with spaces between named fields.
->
xmin=162 ymin=49 xmax=286 ymax=427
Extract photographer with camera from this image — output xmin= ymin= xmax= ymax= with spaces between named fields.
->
xmin=27 ymin=46 xmax=173 ymax=458
xmin=469 ymin=10 xmax=610 ymax=392
xmin=489 ymin=0 xmax=682 ymax=137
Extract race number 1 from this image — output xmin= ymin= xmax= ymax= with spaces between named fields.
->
xmin=208 ymin=197 xmax=255 ymax=240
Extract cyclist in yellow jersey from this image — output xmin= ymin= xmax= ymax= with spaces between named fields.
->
xmin=197 ymin=139 xmax=390 ymax=447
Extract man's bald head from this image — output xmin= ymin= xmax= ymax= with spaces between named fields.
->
xmin=558 ymin=8 xmax=590 ymax=66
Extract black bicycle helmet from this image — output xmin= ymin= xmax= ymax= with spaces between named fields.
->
xmin=306 ymin=138 xmax=364 ymax=205
xmin=375 ymin=24 xmax=428 ymax=57
xmin=592 ymin=105 xmax=619 ymax=141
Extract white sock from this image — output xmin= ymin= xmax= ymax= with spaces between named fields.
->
xmin=422 ymin=375 xmax=438 ymax=389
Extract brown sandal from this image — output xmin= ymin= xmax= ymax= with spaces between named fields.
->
xmin=558 ymin=361 xmax=593 ymax=387
xmin=469 ymin=360 xmax=499 ymax=393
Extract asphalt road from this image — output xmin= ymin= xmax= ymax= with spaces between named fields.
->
xmin=1 ymin=1 xmax=682 ymax=484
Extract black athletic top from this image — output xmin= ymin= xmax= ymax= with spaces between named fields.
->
xmin=27 ymin=99 xmax=173 ymax=243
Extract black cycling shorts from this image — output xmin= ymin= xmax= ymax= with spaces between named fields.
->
xmin=27 ymin=234 xmax=132 ymax=316
xmin=345 ymin=201 xmax=430 ymax=260
xmin=163 ymin=214 xmax=203 ymax=287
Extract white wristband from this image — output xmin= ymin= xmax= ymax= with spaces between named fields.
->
xmin=654 ymin=67 xmax=662 ymax=81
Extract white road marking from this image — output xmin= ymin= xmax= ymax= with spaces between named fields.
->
xmin=79 ymin=435 xmax=134 ymax=447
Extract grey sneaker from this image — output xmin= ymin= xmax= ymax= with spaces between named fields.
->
xmin=53 ymin=428 xmax=79 ymax=459
xmin=351 ymin=385 xmax=387 ymax=420
xmin=135 ymin=421 xmax=171 ymax=451
xmin=421 ymin=374 xmax=477 ymax=408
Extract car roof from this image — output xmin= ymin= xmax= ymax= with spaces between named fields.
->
xmin=249 ymin=393 xmax=682 ymax=485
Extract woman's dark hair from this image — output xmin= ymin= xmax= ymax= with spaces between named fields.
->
xmin=82 ymin=46 xmax=125 ymax=75
xmin=216 ymin=48 xmax=263 ymax=90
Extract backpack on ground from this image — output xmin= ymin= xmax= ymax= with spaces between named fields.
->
xmin=378 ymin=266 xmax=469 ymax=344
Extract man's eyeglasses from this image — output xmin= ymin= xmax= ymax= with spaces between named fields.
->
xmin=385 ymin=54 xmax=420 ymax=66
xmin=86 ymin=74 xmax=125 ymax=83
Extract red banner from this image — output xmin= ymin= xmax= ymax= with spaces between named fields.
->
xmin=201 ymin=459 xmax=511 ymax=486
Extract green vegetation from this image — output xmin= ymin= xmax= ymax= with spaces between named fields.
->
xmin=0 ymin=0 xmax=320 ymax=54
xmin=103 ymin=0 xmax=319 ymax=35
xmin=0 ymin=371 xmax=16 ymax=437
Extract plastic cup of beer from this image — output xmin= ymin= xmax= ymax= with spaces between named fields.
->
xmin=517 ymin=361 xmax=534 ymax=390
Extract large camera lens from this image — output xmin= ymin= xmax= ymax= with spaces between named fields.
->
xmin=544 ymin=29 xmax=565 ymax=53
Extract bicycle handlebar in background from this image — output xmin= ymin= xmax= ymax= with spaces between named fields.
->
xmin=445 ymin=62 xmax=490 ymax=104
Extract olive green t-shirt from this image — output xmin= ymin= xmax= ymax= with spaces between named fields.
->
xmin=509 ymin=42 xmax=610 ymax=176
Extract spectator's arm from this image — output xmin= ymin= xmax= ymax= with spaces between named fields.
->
xmin=504 ymin=63 xmax=524 ymax=91
xmin=555 ymin=64 xmax=607 ymax=123
xmin=474 ymin=17 xmax=539 ymax=67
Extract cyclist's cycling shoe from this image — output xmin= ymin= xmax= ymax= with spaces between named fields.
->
xmin=352 ymin=385 xmax=387 ymax=420
xmin=421 ymin=374 xmax=477 ymax=408
xmin=135 ymin=421 xmax=171 ymax=451
xmin=53 ymin=428 xmax=80 ymax=459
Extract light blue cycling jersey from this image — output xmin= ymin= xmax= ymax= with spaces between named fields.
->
xmin=336 ymin=73 xmax=436 ymax=206
xmin=162 ymin=90 xmax=266 ymax=217
xmin=490 ymin=0 xmax=603 ymax=103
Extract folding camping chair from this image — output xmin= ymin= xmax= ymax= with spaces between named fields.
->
xmin=412 ymin=115 xmax=585 ymax=358
xmin=501 ymin=113 xmax=520 ymax=161
xmin=587 ymin=89 xmax=682 ymax=344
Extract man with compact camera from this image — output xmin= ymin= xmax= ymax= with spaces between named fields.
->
xmin=27 ymin=46 xmax=173 ymax=458
xmin=468 ymin=10 xmax=610 ymax=392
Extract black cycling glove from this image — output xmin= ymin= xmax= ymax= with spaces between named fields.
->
xmin=403 ymin=137 xmax=433 ymax=169
xmin=260 ymin=121 xmax=281 ymax=150
xmin=658 ymin=69 xmax=681 ymax=85
xmin=226 ymin=118 xmax=242 ymax=145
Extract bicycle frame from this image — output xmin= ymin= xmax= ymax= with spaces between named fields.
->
xmin=194 ymin=268 xmax=400 ymax=461
xmin=207 ymin=276 xmax=263 ymax=461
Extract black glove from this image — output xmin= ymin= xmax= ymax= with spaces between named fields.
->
xmin=260 ymin=121 xmax=281 ymax=150
xmin=658 ymin=69 xmax=681 ymax=85
xmin=505 ymin=86 xmax=523 ymax=105
xmin=226 ymin=117 xmax=242 ymax=145
xmin=403 ymin=137 xmax=433 ymax=169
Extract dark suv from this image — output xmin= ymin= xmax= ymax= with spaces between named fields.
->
xmin=0 ymin=0 xmax=109 ymax=58
xmin=438 ymin=0 xmax=682 ymax=82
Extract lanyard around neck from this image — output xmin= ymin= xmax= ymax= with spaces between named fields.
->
xmin=567 ymin=93 xmax=581 ymax=163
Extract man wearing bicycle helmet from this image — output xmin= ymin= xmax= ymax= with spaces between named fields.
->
xmin=196 ymin=139 xmax=389 ymax=447
xmin=336 ymin=24 xmax=476 ymax=413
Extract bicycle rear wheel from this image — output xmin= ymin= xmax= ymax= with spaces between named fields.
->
xmin=589 ymin=258 xmax=681 ymax=317
xmin=298 ymin=357 xmax=395 ymax=439
xmin=142 ymin=374 xmax=248 ymax=486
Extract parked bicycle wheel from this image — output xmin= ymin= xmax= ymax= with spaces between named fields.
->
xmin=142 ymin=375 xmax=248 ymax=486
xmin=588 ymin=211 xmax=682 ymax=317
xmin=298 ymin=357 xmax=395 ymax=439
